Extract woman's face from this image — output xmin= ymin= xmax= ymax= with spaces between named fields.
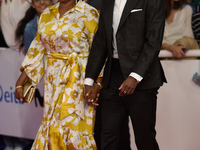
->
xmin=32 ymin=0 xmax=53 ymax=16
xmin=59 ymin=0 xmax=75 ymax=3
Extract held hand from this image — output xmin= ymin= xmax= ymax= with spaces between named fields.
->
xmin=85 ymin=85 xmax=98 ymax=106
xmin=85 ymin=84 xmax=101 ymax=106
xmin=171 ymin=45 xmax=186 ymax=59
xmin=119 ymin=76 xmax=138 ymax=97
xmin=85 ymin=85 xmax=92 ymax=99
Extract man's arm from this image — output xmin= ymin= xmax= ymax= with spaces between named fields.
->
xmin=85 ymin=6 xmax=108 ymax=81
xmin=132 ymin=0 xmax=165 ymax=77
xmin=119 ymin=0 xmax=165 ymax=96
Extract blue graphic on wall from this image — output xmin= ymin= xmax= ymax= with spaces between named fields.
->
xmin=0 ymin=85 xmax=43 ymax=107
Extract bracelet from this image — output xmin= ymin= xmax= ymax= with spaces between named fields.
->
xmin=95 ymin=82 xmax=103 ymax=89
xmin=14 ymin=85 xmax=23 ymax=91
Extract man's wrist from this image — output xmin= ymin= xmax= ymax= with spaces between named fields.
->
xmin=84 ymin=78 xmax=94 ymax=86
xmin=94 ymin=82 xmax=103 ymax=90
xmin=129 ymin=72 xmax=143 ymax=83
xmin=134 ymin=78 xmax=140 ymax=84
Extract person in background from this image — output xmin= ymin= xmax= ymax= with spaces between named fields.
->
xmin=1 ymin=0 xmax=30 ymax=50
xmin=192 ymin=0 xmax=200 ymax=46
xmin=162 ymin=0 xmax=198 ymax=59
xmin=15 ymin=0 xmax=100 ymax=149
xmin=187 ymin=0 xmax=196 ymax=12
xmin=0 ymin=0 xmax=8 ymax=47
xmin=193 ymin=0 xmax=200 ymax=12
xmin=15 ymin=0 xmax=53 ymax=55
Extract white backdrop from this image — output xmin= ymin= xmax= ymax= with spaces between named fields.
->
xmin=0 ymin=48 xmax=200 ymax=149
xmin=129 ymin=58 xmax=200 ymax=150
xmin=0 ymin=48 xmax=43 ymax=139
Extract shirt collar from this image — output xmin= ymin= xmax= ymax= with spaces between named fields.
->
xmin=49 ymin=1 xmax=86 ymax=16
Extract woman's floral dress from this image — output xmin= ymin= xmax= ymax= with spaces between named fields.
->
xmin=21 ymin=1 xmax=99 ymax=149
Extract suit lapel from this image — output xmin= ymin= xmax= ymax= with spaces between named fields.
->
xmin=118 ymin=0 xmax=140 ymax=30
xmin=103 ymin=0 xmax=115 ymax=42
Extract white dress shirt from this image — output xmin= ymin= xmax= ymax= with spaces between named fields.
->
xmin=112 ymin=0 xmax=127 ymax=58
xmin=84 ymin=0 xmax=143 ymax=86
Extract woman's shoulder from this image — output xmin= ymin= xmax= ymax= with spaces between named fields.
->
xmin=182 ymin=4 xmax=193 ymax=13
xmin=77 ymin=1 xmax=99 ymax=16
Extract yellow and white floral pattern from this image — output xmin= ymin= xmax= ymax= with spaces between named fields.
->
xmin=21 ymin=1 xmax=99 ymax=149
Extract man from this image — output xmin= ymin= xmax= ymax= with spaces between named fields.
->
xmin=84 ymin=0 xmax=166 ymax=149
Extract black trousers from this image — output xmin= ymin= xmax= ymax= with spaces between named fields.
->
xmin=94 ymin=96 xmax=131 ymax=150
xmin=100 ymin=59 xmax=159 ymax=150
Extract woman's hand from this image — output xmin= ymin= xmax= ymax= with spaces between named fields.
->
xmin=85 ymin=84 xmax=101 ymax=106
xmin=85 ymin=77 xmax=103 ymax=106
xmin=85 ymin=84 xmax=102 ymax=106
xmin=15 ymin=71 xmax=29 ymax=102
xmin=162 ymin=43 xmax=186 ymax=59
xmin=15 ymin=86 xmax=24 ymax=102
xmin=171 ymin=45 xmax=186 ymax=59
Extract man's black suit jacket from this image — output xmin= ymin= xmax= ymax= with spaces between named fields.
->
xmin=86 ymin=0 xmax=166 ymax=90
xmin=87 ymin=0 xmax=102 ymax=10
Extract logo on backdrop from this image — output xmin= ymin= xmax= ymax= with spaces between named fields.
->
xmin=0 ymin=85 xmax=43 ymax=107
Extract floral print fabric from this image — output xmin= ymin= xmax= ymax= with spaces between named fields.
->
xmin=21 ymin=1 xmax=99 ymax=149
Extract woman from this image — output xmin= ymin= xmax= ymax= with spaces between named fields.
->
xmin=1 ymin=0 xmax=30 ymax=50
xmin=162 ymin=0 xmax=196 ymax=58
xmin=15 ymin=0 xmax=99 ymax=149
xmin=15 ymin=0 xmax=53 ymax=54
xmin=0 ymin=0 xmax=8 ymax=47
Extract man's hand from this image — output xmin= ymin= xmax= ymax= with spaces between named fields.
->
xmin=119 ymin=76 xmax=138 ymax=97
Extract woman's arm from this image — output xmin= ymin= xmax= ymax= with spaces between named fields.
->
xmin=184 ymin=5 xmax=194 ymax=38
xmin=162 ymin=43 xmax=186 ymax=58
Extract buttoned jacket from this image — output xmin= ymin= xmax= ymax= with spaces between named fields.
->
xmin=86 ymin=0 xmax=166 ymax=89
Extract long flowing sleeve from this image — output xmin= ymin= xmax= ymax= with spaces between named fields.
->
xmin=21 ymin=31 xmax=46 ymax=85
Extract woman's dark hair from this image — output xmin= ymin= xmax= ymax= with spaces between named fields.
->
xmin=165 ymin=0 xmax=188 ymax=18
xmin=15 ymin=6 xmax=37 ymax=48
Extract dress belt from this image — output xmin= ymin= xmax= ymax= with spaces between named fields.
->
xmin=47 ymin=52 xmax=88 ymax=84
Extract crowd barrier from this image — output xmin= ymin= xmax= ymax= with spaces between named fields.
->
xmin=0 ymin=48 xmax=200 ymax=150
